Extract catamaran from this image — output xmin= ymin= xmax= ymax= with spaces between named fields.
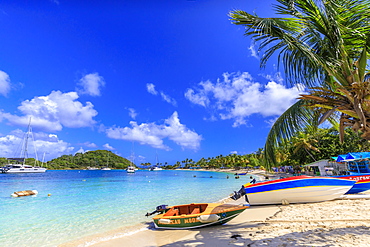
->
xmin=0 ymin=120 xmax=47 ymax=173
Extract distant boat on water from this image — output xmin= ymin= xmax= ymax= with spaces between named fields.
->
xmin=101 ymin=152 xmax=111 ymax=170
xmin=231 ymin=175 xmax=355 ymax=205
xmin=126 ymin=166 xmax=136 ymax=173
xmin=86 ymin=167 xmax=99 ymax=170
xmin=149 ymin=152 xmax=163 ymax=171
xmin=0 ymin=119 xmax=47 ymax=174
xmin=150 ymin=166 xmax=163 ymax=171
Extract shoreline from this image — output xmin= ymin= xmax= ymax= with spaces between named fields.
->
xmin=57 ymin=170 xmax=288 ymax=247
xmin=86 ymin=193 xmax=370 ymax=247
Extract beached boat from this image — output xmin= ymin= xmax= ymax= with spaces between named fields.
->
xmin=231 ymin=175 xmax=356 ymax=205
xmin=334 ymin=174 xmax=370 ymax=194
xmin=146 ymin=203 xmax=248 ymax=229
xmin=126 ymin=166 xmax=136 ymax=173
xmin=303 ymin=159 xmax=370 ymax=194
xmin=0 ymin=120 xmax=47 ymax=174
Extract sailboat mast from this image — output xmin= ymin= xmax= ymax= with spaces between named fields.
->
xmin=22 ymin=118 xmax=32 ymax=165
xmin=131 ymin=142 xmax=135 ymax=165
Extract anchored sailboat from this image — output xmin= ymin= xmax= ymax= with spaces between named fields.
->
xmin=0 ymin=119 xmax=47 ymax=173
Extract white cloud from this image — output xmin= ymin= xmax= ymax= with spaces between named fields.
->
xmin=185 ymin=72 xmax=305 ymax=127
xmin=184 ymin=88 xmax=209 ymax=107
xmin=128 ymin=108 xmax=137 ymax=119
xmin=77 ymin=73 xmax=105 ymax=96
xmin=146 ymin=83 xmax=177 ymax=106
xmin=160 ymin=92 xmax=177 ymax=106
xmin=146 ymin=83 xmax=158 ymax=95
xmin=79 ymin=141 xmax=97 ymax=148
xmin=249 ymin=42 xmax=259 ymax=60
xmin=0 ymin=130 xmax=74 ymax=161
xmin=0 ymin=90 xmax=98 ymax=132
xmin=75 ymin=147 xmax=86 ymax=154
xmin=0 ymin=70 xmax=11 ymax=97
xmin=103 ymin=143 xmax=115 ymax=150
xmin=105 ymin=111 xmax=202 ymax=151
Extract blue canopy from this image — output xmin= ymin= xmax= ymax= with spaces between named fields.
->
xmin=335 ymin=152 xmax=370 ymax=162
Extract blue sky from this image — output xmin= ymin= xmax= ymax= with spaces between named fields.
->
xmin=0 ymin=0 xmax=305 ymax=165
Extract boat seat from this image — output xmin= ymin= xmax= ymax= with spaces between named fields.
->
xmin=164 ymin=208 xmax=179 ymax=216
xmin=191 ymin=208 xmax=200 ymax=214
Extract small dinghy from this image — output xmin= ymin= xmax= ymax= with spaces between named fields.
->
xmin=11 ymin=190 xmax=38 ymax=197
xmin=146 ymin=203 xmax=248 ymax=229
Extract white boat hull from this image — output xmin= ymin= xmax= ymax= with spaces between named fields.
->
xmin=247 ymin=185 xmax=352 ymax=205
xmin=126 ymin=166 xmax=136 ymax=173
xmin=2 ymin=167 xmax=47 ymax=173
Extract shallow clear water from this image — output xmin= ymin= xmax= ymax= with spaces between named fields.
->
xmin=0 ymin=170 xmax=253 ymax=247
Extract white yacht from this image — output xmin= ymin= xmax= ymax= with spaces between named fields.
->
xmin=101 ymin=152 xmax=112 ymax=170
xmin=126 ymin=166 xmax=136 ymax=173
xmin=150 ymin=166 xmax=163 ymax=171
xmin=86 ymin=167 xmax=99 ymax=170
xmin=0 ymin=120 xmax=47 ymax=173
xmin=1 ymin=163 xmax=47 ymax=173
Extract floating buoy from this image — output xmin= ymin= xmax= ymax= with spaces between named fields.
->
xmin=11 ymin=190 xmax=38 ymax=197
xmin=48 ymin=193 xmax=51 ymax=197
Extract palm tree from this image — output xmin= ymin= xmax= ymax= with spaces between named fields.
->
xmin=230 ymin=0 xmax=370 ymax=169
xmin=291 ymin=131 xmax=320 ymax=162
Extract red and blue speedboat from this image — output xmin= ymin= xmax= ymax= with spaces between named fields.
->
xmin=231 ymin=175 xmax=356 ymax=205
xmin=334 ymin=174 xmax=370 ymax=194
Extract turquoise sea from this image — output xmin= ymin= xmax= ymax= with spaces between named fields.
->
xmin=0 ymin=170 xmax=253 ymax=247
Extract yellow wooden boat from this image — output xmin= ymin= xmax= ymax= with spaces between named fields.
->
xmin=146 ymin=203 xmax=248 ymax=229
xmin=11 ymin=190 xmax=38 ymax=197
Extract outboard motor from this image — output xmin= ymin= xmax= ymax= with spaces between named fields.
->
xmin=145 ymin=204 xmax=168 ymax=217
xmin=230 ymin=186 xmax=246 ymax=200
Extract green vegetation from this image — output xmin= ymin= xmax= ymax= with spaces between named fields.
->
xmin=229 ymin=0 xmax=370 ymax=170
xmin=45 ymin=150 xmax=132 ymax=170
xmin=0 ymin=128 xmax=368 ymax=171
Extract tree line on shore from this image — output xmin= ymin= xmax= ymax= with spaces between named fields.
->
xmin=1 ymin=127 xmax=368 ymax=171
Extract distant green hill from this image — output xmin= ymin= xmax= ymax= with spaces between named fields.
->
xmin=45 ymin=150 xmax=133 ymax=170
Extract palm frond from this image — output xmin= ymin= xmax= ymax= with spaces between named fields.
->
xmin=264 ymin=99 xmax=317 ymax=168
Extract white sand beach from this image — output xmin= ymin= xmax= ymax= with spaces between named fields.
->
xmin=59 ymin=171 xmax=370 ymax=247
xmin=86 ymin=194 xmax=370 ymax=247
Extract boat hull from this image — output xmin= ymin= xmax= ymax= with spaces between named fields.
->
xmin=1 ymin=167 xmax=47 ymax=173
xmin=244 ymin=176 xmax=355 ymax=205
xmin=334 ymin=174 xmax=370 ymax=194
xmin=152 ymin=203 xmax=248 ymax=229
